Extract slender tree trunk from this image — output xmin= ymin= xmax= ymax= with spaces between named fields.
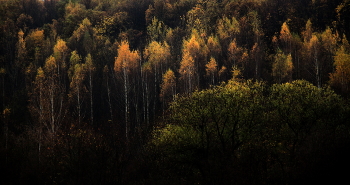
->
xmin=106 ymin=71 xmax=113 ymax=123
xmin=4 ymin=111 xmax=8 ymax=164
xmin=77 ymin=85 xmax=81 ymax=125
xmin=314 ymin=46 xmax=321 ymax=88
xmin=89 ymin=69 xmax=93 ymax=125
xmin=123 ymin=66 xmax=128 ymax=141
xmin=50 ymin=81 xmax=55 ymax=134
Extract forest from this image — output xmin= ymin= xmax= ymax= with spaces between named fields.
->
xmin=1 ymin=0 xmax=350 ymax=184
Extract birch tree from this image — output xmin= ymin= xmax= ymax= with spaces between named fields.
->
xmin=114 ymin=41 xmax=140 ymax=141
xmin=85 ymin=54 xmax=95 ymax=125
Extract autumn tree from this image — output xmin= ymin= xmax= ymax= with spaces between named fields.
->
xmin=16 ymin=30 xmax=27 ymax=72
xmin=68 ymin=50 xmax=82 ymax=80
xmin=205 ymin=57 xmax=218 ymax=85
xmin=207 ymin=35 xmax=221 ymax=61
xmin=114 ymin=40 xmax=140 ymax=140
xmin=248 ymin=42 xmax=263 ymax=79
xmin=30 ymin=55 xmax=67 ymax=136
xmin=85 ymin=53 xmax=95 ymax=125
xmin=69 ymin=63 xmax=86 ymax=125
xmin=186 ymin=3 xmax=207 ymax=33
xmin=147 ymin=17 xmax=168 ymax=42
xmin=181 ymin=29 xmax=208 ymax=90
xmin=302 ymin=19 xmax=313 ymax=43
xmin=63 ymin=1 xmax=87 ymax=38
xmin=279 ymin=21 xmax=293 ymax=54
xmin=217 ymin=16 xmax=240 ymax=45
xmin=144 ymin=41 xmax=171 ymax=81
xmin=227 ymin=38 xmax=241 ymax=67
xmin=103 ymin=65 xmax=114 ymax=123
xmin=307 ymin=34 xmax=322 ymax=88
xmin=69 ymin=18 xmax=94 ymax=56
xmin=25 ymin=29 xmax=45 ymax=68
xmin=95 ymin=12 xmax=129 ymax=41
xmin=272 ymin=49 xmax=293 ymax=83
xmin=160 ymin=68 xmax=176 ymax=117
xmin=53 ymin=38 xmax=69 ymax=74
xmin=330 ymin=39 xmax=350 ymax=95
xmin=179 ymin=51 xmax=196 ymax=94
xmin=320 ymin=27 xmax=338 ymax=82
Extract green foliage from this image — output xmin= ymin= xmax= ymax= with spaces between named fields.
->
xmin=149 ymin=79 xmax=349 ymax=184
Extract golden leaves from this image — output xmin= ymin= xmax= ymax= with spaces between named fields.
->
xmin=114 ymin=41 xmax=140 ymax=73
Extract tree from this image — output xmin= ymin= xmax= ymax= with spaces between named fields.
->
xmin=114 ymin=40 xmax=140 ymax=140
xmin=68 ymin=50 xmax=82 ymax=80
xmin=217 ymin=16 xmax=240 ymax=44
xmin=25 ymin=29 xmax=45 ymax=68
xmin=147 ymin=17 xmax=168 ymax=42
xmin=181 ymin=29 xmax=208 ymax=90
xmin=330 ymin=43 xmax=350 ymax=95
xmin=144 ymin=41 xmax=171 ymax=80
xmin=69 ymin=62 xmax=86 ymax=125
xmin=16 ymin=30 xmax=27 ymax=71
xmin=279 ymin=21 xmax=293 ymax=54
xmin=179 ymin=51 xmax=196 ymax=94
xmin=103 ymin=65 xmax=114 ymax=124
xmin=160 ymin=68 xmax=176 ymax=117
xmin=53 ymin=38 xmax=69 ymax=78
xmin=205 ymin=57 xmax=218 ymax=85
xmin=207 ymin=35 xmax=221 ymax=60
xmin=249 ymin=42 xmax=263 ymax=79
xmin=269 ymin=80 xmax=344 ymax=167
xmin=320 ymin=27 xmax=338 ymax=78
xmin=43 ymin=55 xmax=66 ymax=135
xmin=144 ymin=40 xmax=171 ymax=122
xmin=149 ymin=79 xmax=266 ymax=184
xmin=272 ymin=50 xmax=293 ymax=83
xmin=69 ymin=18 xmax=94 ymax=56
xmin=227 ymin=39 xmax=241 ymax=67
xmin=160 ymin=69 xmax=176 ymax=102
xmin=85 ymin=53 xmax=95 ymax=125
xmin=302 ymin=19 xmax=313 ymax=43
xmin=306 ymin=34 xmax=322 ymax=88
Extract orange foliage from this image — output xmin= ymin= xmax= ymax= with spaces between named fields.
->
xmin=114 ymin=41 xmax=140 ymax=73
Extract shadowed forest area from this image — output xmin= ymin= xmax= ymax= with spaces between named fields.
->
xmin=1 ymin=0 xmax=350 ymax=184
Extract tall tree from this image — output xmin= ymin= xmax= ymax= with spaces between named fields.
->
xmin=308 ymin=34 xmax=322 ymax=88
xmin=217 ymin=16 xmax=240 ymax=45
xmin=144 ymin=40 xmax=171 ymax=123
xmin=205 ymin=57 xmax=218 ymax=85
xmin=207 ymin=35 xmax=221 ymax=61
xmin=69 ymin=63 xmax=85 ymax=125
xmin=85 ymin=53 xmax=95 ymax=125
xmin=53 ymin=38 xmax=69 ymax=91
xmin=182 ymin=29 xmax=208 ymax=89
xmin=279 ymin=21 xmax=293 ymax=54
xmin=114 ymin=41 xmax=140 ymax=140
xmin=272 ymin=50 xmax=293 ymax=84
xmin=179 ymin=51 xmax=195 ymax=94
xmin=15 ymin=30 xmax=27 ymax=79
xmin=330 ymin=39 xmax=350 ymax=95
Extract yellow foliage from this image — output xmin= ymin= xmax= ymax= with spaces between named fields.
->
xmin=330 ymin=46 xmax=350 ymax=93
xmin=272 ymin=50 xmax=293 ymax=83
xmin=144 ymin=41 xmax=171 ymax=69
xmin=53 ymin=38 xmax=69 ymax=62
xmin=44 ymin=55 xmax=58 ymax=74
xmin=205 ymin=57 xmax=218 ymax=76
xmin=160 ymin=69 xmax=176 ymax=100
xmin=114 ymin=41 xmax=140 ymax=73
xmin=217 ymin=16 xmax=240 ymax=41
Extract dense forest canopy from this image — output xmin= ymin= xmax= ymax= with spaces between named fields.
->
xmin=1 ymin=0 xmax=350 ymax=184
